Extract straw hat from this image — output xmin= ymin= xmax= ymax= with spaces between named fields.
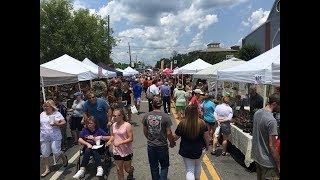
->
xmin=176 ymin=83 xmax=184 ymax=90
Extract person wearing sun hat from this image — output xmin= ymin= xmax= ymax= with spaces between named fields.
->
xmin=189 ymin=89 xmax=204 ymax=114
xmin=40 ymin=99 xmax=69 ymax=177
xmin=174 ymin=83 xmax=186 ymax=119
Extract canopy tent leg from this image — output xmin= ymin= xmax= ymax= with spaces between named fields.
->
xmin=90 ymin=79 xmax=93 ymax=88
xmin=263 ymin=84 xmax=267 ymax=107
xmin=215 ymin=80 xmax=218 ymax=98
xmin=41 ymin=76 xmax=46 ymax=102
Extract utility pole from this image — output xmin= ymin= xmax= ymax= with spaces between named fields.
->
xmin=107 ymin=15 xmax=110 ymax=63
xmin=128 ymin=42 xmax=132 ymax=67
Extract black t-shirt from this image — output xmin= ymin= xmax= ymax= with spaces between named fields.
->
xmin=249 ymin=93 xmax=264 ymax=120
xmin=175 ymin=121 xmax=208 ymax=159
xmin=122 ymin=90 xmax=132 ymax=105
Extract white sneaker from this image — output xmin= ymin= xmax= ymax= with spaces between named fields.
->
xmin=96 ymin=166 xmax=103 ymax=176
xmin=73 ymin=169 xmax=85 ymax=179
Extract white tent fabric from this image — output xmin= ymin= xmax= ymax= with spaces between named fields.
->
xmin=82 ymin=58 xmax=117 ymax=78
xmin=115 ymin=68 xmax=132 ymax=77
xmin=193 ymin=58 xmax=246 ymax=80
xmin=41 ymin=54 xmax=97 ymax=81
xmin=217 ymin=44 xmax=280 ymax=84
xmin=272 ymin=62 xmax=280 ymax=86
xmin=178 ymin=58 xmax=212 ymax=74
xmin=40 ymin=66 xmax=78 ymax=87
xmin=123 ymin=67 xmax=139 ymax=76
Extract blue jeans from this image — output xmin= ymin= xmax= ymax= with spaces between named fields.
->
xmin=80 ymin=148 xmax=102 ymax=168
xmin=147 ymin=145 xmax=169 ymax=180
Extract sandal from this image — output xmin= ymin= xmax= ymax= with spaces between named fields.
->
xmin=210 ymin=150 xmax=216 ymax=155
xmin=41 ymin=170 xmax=50 ymax=178
xmin=63 ymin=155 xmax=68 ymax=167
xmin=221 ymin=152 xmax=230 ymax=156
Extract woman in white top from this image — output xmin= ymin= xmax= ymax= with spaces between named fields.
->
xmin=211 ymin=96 xmax=233 ymax=156
xmin=40 ymin=99 xmax=68 ymax=177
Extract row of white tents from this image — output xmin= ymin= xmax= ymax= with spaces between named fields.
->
xmin=171 ymin=44 xmax=280 ymax=86
xmin=40 ymin=54 xmax=140 ymax=101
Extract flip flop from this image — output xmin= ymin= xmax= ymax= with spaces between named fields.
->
xmin=41 ymin=171 xmax=50 ymax=178
xmin=63 ymin=155 xmax=68 ymax=167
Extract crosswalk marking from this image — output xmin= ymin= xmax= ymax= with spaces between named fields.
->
xmin=171 ymin=103 xmax=221 ymax=180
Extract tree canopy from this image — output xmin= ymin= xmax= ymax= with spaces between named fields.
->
xmin=238 ymin=44 xmax=261 ymax=61
xmin=40 ymin=0 xmax=117 ymax=64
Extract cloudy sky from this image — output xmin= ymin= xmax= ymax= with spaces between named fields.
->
xmin=71 ymin=0 xmax=275 ymax=66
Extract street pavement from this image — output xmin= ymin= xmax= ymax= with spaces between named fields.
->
xmin=40 ymin=97 xmax=256 ymax=180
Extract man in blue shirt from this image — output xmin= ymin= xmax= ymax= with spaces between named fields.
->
xmin=132 ymin=80 xmax=142 ymax=113
xmin=160 ymin=82 xmax=171 ymax=114
xmin=83 ymin=91 xmax=112 ymax=135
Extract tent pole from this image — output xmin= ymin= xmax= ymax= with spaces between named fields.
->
xmin=215 ymin=80 xmax=218 ymax=98
xmin=78 ymin=82 xmax=82 ymax=93
xmin=90 ymin=79 xmax=93 ymax=88
xmin=222 ymin=81 xmax=225 ymax=96
xmin=263 ymin=84 xmax=267 ymax=107
xmin=41 ymin=76 xmax=46 ymax=102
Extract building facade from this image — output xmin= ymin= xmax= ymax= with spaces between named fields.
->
xmin=242 ymin=0 xmax=280 ymax=52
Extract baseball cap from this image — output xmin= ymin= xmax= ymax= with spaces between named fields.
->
xmin=193 ymin=89 xmax=204 ymax=95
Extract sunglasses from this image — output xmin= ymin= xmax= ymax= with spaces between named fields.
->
xmin=113 ymin=114 xmax=121 ymax=117
xmin=88 ymin=96 xmax=95 ymax=99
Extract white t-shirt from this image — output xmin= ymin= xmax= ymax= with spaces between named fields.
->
xmin=149 ymin=84 xmax=160 ymax=95
xmin=40 ymin=111 xmax=64 ymax=142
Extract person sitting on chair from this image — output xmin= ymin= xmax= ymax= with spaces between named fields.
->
xmin=73 ymin=116 xmax=111 ymax=179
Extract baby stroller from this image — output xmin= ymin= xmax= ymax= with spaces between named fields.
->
xmin=75 ymin=141 xmax=112 ymax=178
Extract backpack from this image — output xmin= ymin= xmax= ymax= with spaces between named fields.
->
xmin=146 ymin=86 xmax=155 ymax=100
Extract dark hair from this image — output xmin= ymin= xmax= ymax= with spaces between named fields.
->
xmin=113 ymin=108 xmax=128 ymax=122
xmin=268 ymin=93 xmax=280 ymax=105
xmin=87 ymin=116 xmax=99 ymax=128
xmin=152 ymin=96 xmax=162 ymax=109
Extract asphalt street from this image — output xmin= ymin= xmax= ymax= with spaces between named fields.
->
xmin=40 ymin=97 xmax=256 ymax=180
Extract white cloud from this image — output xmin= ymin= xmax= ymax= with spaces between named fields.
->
xmin=241 ymin=21 xmax=249 ymax=27
xmin=193 ymin=0 xmax=248 ymax=9
xmin=242 ymin=8 xmax=270 ymax=30
xmin=70 ymin=0 xmax=248 ymax=66
xmin=73 ymin=0 xmax=86 ymax=10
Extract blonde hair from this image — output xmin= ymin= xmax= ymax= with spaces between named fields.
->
xmin=43 ymin=99 xmax=58 ymax=111
xmin=181 ymin=105 xmax=202 ymax=139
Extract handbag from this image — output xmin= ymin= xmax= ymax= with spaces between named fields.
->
xmin=130 ymin=105 xmax=138 ymax=114
xmin=146 ymin=87 xmax=155 ymax=100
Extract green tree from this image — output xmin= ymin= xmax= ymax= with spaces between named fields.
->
xmin=238 ymin=44 xmax=261 ymax=61
xmin=40 ymin=0 xmax=116 ymax=64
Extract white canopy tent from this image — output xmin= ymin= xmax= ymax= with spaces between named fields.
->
xmin=115 ymin=68 xmax=132 ymax=77
xmin=178 ymin=58 xmax=212 ymax=74
xmin=40 ymin=54 xmax=97 ymax=81
xmin=217 ymin=44 xmax=280 ymax=106
xmin=272 ymin=61 xmax=280 ymax=86
xmin=193 ymin=58 xmax=246 ymax=80
xmin=40 ymin=66 xmax=79 ymax=102
xmin=217 ymin=44 xmax=280 ymax=84
xmin=123 ymin=67 xmax=139 ymax=76
xmin=40 ymin=66 xmax=78 ymax=87
xmin=82 ymin=58 xmax=117 ymax=78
